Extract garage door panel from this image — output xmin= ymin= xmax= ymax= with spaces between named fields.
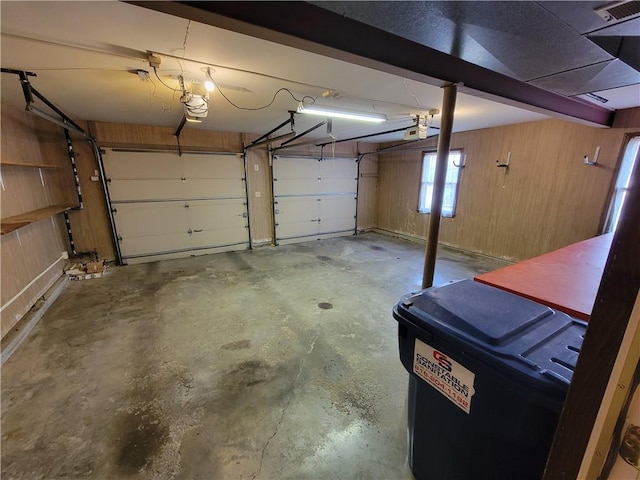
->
xmin=188 ymin=201 xmax=247 ymax=229
xmin=189 ymin=227 xmax=249 ymax=249
xmin=318 ymin=160 xmax=357 ymax=178
xmin=120 ymin=232 xmax=191 ymax=257
xmin=274 ymin=179 xmax=323 ymax=196
xmin=104 ymin=151 xmax=183 ymax=179
xmin=272 ymin=158 xmax=319 ymax=179
xmin=276 ymin=230 xmax=354 ymax=246
xmin=275 ymin=197 xmax=319 ymax=221
xmin=184 ymin=179 xmax=245 ymax=198
xmin=320 ymin=196 xmax=357 ymax=219
xmin=276 ymin=221 xmax=319 ymax=239
xmin=318 ymin=217 xmax=357 ymax=234
xmin=109 ymin=179 xmax=186 ymax=201
xmin=275 ymin=180 xmax=356 ymax=196
xmin=275 ymin=197 xmax=320 ymax=240
xmin=272 ymin=156 xmax=357 ymax=244
xmin=103 ymin=150 xmax=249 ymax=264
xmin=181 ymin=154 xmax=244 ymax=178
xmin=319 ymin=179 xmax=357 ymax=194
xmin=114 ymin=203 xmax=189 ymax=237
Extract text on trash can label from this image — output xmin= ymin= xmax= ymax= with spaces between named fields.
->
xmin=413 ymin=339 xmax=476 ymax=414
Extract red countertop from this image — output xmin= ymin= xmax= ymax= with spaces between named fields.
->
xmin=475 ymin=233 xmax=614 ymax=321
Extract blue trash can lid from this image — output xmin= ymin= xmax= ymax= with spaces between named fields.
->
xmin=395 ymin=280 xmax=586 ymax=388
xmin=415 ymin=280 xmax=552 ymax=345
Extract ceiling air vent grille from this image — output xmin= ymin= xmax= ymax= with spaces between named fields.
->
xmin=595 ymin=0 xmax=640 ymax=23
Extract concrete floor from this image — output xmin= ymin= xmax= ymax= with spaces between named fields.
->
xmin=1 ymin=232 xmax=509 ymax=479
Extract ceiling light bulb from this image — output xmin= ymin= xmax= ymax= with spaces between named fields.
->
xmin=204 ymin=67 xmax=215 ymax=92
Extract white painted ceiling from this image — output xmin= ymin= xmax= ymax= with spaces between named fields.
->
xmin=0 ymin=1 xmax=631 ymax=144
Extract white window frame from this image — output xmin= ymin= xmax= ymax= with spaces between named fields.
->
xmin=603 ymin=135 xmax=640 ymax=234
xmin=418 ymin=149 xmax=463 ymax=217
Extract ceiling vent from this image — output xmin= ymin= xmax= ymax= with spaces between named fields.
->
xmin=594 ymin=1 xmax=640 ymax=24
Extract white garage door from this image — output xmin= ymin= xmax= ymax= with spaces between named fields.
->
xmin=103 ymin=150 xmax=249 ymax=264
xmin=273 ymin=156 xmax=357 ymax=245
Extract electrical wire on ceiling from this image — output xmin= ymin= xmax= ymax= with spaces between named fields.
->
xmin=142 ymin=73 xmax=171 ymax=112
xmin=153 ymin=66 xmax=182 ymax=92
xmin=177 ymin=20 xmax=192 ymax=77
xmin=151 ymin=63 xmax=317 ymax=112
xmin=211 ymin=81 xmax=315 ymax=111
xmin=5 ymin=33 xmax=437 ymax=117
xmin=403 ymin=78 xmax=422 ymax=107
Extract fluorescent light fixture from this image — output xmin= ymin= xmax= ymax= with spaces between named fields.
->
xmin=297 ymin=103 xmax=386 ymax=123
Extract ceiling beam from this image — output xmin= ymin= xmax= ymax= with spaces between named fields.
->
xmin=128 ymin=1 xmax=614 ymax=127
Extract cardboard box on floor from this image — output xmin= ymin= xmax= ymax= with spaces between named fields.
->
xmin=65 ymin=260 xmax=106 ymax=281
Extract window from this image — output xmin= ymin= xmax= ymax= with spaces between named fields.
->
xmin=604 ymin=136 xmax=640 ymax=233
xmin=418 ymin=150 xmax=463 ymax=217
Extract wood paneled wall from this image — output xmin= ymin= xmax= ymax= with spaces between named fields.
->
xmin=89 ymin=122 xmax=243 ymax=152
xmin=66 ymin=127 xmax=116 ymax=260
xmin=376 ymin=108 xmax=640 ymax=261
xmin=1 ymin=103 xmax=74 ymax=337
xmin=243 ymin=135 xmax=273 ymax=246
xmin=357 ymin=151 xmax=378 ymax=231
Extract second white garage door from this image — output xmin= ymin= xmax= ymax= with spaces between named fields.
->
xmin=103 ymin=150 xmax=249 ymax=264
xmin=273 ymin=156 xmax=357 ymax=245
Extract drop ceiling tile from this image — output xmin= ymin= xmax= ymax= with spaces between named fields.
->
xmin=536 ymin=1 xmax=610 ymax=34
xmin=587 ymin=16 xmax=640 ymax=36
xmin=529 ymin=59 xmax=640 ymax=96
xmin=311 ymin=1 xmax=613 ymax=81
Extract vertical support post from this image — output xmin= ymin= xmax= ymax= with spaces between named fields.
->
xmin=422 ymin=83 xmax=457 ymax=289
xmin=355 ymin=155 xmax=361 ymax=235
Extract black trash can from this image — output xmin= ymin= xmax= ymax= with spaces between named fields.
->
xmin=393 ymin=279 xmax=586 ymax=480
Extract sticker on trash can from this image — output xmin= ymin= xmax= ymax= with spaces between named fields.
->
xmin=413 ymin=339 xmax=475 ymax=414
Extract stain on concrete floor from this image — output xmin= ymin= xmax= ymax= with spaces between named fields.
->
xmin=1 ymin=232 xmax=509 ymax=479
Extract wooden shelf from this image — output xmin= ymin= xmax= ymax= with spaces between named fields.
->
xmin=1 ymin=205 xmax=71 ymax=235
xmin=1 ymin=161 xmax=61 ymax=169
